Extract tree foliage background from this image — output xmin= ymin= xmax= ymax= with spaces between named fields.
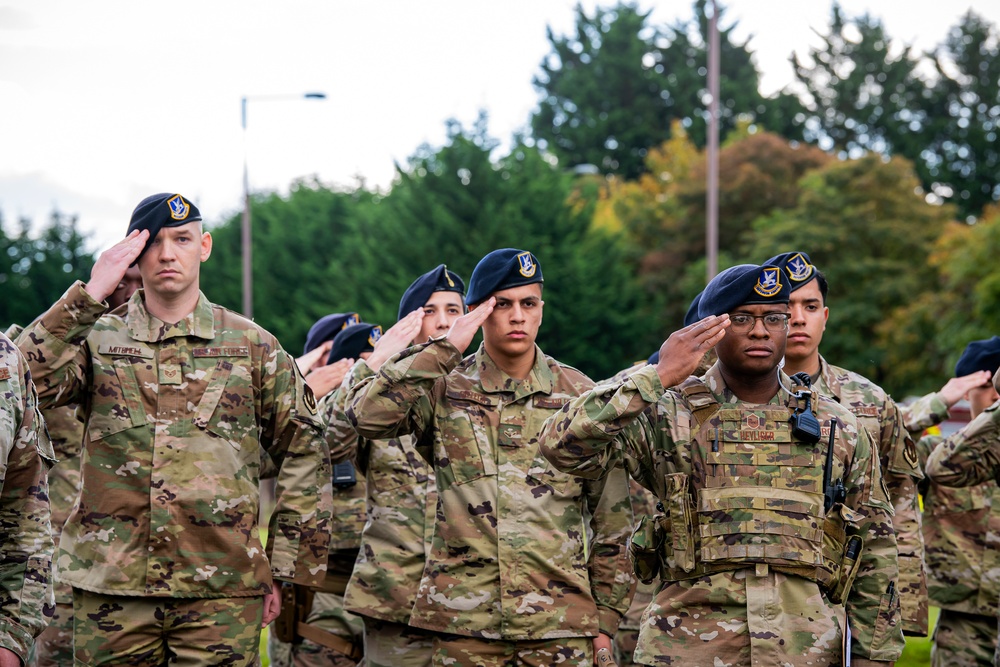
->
xmin=5 ymin=1 xmax=1000 ymax=399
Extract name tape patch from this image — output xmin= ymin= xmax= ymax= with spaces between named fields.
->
xmin=193 ymin=347 xmax=249 ymax=358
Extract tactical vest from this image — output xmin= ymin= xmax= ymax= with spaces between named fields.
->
xmin=630 ymin=378 xmax=864 ymax=603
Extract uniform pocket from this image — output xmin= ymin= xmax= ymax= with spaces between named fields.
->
xmin=368 ymin=438 xmax=425 ymax=493
xmin=869 ymin=588 xmax=901 ymax=650
xmin=195 ymin=359 xmax=257 ymax=451
xmin=442 ymin=389 xmax=497 ymax=485
xmin=85 ymin=356 xmax=147 ymax=442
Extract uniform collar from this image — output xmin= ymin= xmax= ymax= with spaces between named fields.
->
xmin=475 ymin=343 xmax=553 ymax=401
xmin=702 ymin=362 xmax=789 ymax=407
xmin=813 ymin=355 xmax=842 ymax=401
xmin=127 ymin=289 xmax=216 ymax=342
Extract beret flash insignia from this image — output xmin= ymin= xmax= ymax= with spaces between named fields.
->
xmin=167 ymin=195 xmax=190 ymax=220
xmin=517 ymin=251 xmax=537 ymax=278
xmin=786 ymin=253 xmax=814 ymax=282
xmin=368 ymin=325 xmax=383 ymax=347
xmin=753 ymin=267 xmax=782 ymax=297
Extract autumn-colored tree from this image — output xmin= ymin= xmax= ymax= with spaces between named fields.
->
xmin=878 ymin=204 xmax=1000 ymax=395
xmin=608 ymin=128 xmax=830 ymax=331
xmin=747 ymin=154 xmax=953 ymax=395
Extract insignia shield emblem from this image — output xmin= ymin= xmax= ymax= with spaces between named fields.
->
xmin=786 ymin=253 xmax=814 ymax=282
xmin=516 ymin=252 xmax=537 ymax=278
xmin=167 ymin=195 xmax=190 ymax=220
xmin=368 ymin=325 xmax=383 ymax=347
xmin=745 ymin=413 xmax=761 ymax=430
xmin=346 ymin=313 xmax=359 ymax=328
xmin=753 ymin=267 xmax=782 ymax=297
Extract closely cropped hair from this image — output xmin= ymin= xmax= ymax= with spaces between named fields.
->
xmin=814 ymin=268 xmax=829 ymax=304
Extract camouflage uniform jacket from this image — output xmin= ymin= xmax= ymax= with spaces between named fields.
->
xmin=916 ymin=433 xmax=1000 ymax=616
xmin=346 ymin=339 xmax=635 ymax=640
xmin=539 ymin=363 xmax=905 ymax=664
xmin=7 ymin=324 xmax=85 ymax=604
xmin=814 ymin=356 xmax=928 ymax=635
xmin=0 ymin=332 xmax=56 ymax=661
xmin=18 ymin=282 xmax=332 ymax=597
xmin=900 ymin=392 xmax=950 ymax=436
xmin=926 ymin=402 xmax=1000 ymax=489
xmin=315 ymin=385 xmax=367 ymax=556
xmin=324 ymin=360 xmax=438 ymax=624
xmin=41 ymin=404 xmax=84 ymax=606
xmin=619 ymin=478 xmax=658 ymax=633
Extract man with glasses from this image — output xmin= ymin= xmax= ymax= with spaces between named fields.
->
xmin=766 ymin=251 xmax=928 ymax=637
xmin=540 ymin=263 xmax=904 ymax=666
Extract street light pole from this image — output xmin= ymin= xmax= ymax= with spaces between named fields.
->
xmin=240 ymin=92 xmax=326 ymax=320
xmin=706 ymin=0 xmax=720 ymax=282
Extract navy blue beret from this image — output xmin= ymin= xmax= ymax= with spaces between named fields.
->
xmin=955 ymin=336 xmax=1000 ymax=377
xmin=698 ymin=264 xmax=790 ymax=318
xmin=127 ymin=193 xmax=202 ymax=262
xmin=303 ymin=312 xmax=360 ymax=355
xmin=647 ymin=350 xmax=660 ymax=365
xmin=327 ymin=323 xmax=382 ymax=365
xmin=683 ymin=292 xmax=704 ymax=327
xmin=466 ymin=248 xmax=543 ymax=306
xmin=764 ymin=251 xmax=816 ymax=292
xmin=398 ymin=265 xmax=465 ymax=321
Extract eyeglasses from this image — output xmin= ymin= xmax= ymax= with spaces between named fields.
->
xmin=729 ymin=313 xmax=790 ymax=333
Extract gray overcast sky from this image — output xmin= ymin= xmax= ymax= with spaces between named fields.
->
xmin=2 ymin=0 xmax=998 ymax=252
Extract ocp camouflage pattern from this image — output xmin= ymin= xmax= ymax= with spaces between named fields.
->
xmin=925 ymin=402 xmax=1000 ymax=489
xmin=0 ymin=331 xmax=56 ymax=662
xmin=346 ymin=339 xmax=635 ymax=640
xmin=17 ymin=282 xmax=332 ymax=598
xmin=538 ymin=363 xmax=905 ymax=665
xmin=325 ymin=360 xmax=438 ymax=625
xmin=916 ymin=434 xmax=1000 ymax=617
xmin=814 ymin=356 xmax=928 ymax=635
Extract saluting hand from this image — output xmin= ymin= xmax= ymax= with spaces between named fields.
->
xmin=83 ymin=229 xmax=149 ymax=303
xmin=446 ymin=297 xmax=494 ymax=355
xmin=655 ymin=314 xmax=730 ymax=389
xmin=296 ymin=340 xmax=334 ymax=375
xmin=305 ymin=357 xmax=355 ymax=399
xmin=365 ymin=309 xmax=425 ymax=372
xmin=938 ymin=370 xmax=994 ymax=408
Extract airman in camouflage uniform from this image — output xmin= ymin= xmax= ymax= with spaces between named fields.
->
xmin=768 ymin=251 xmax=928 ymax=635
xmin=601 ymin=360 xmax=672 ymax=667
xmin=17 ymin=193 xmax=332 ymax=666
xmin=347 ymin=249 xmax=635 ymax=666
xmin=920 ymin=338 xmax=1000 ymax=666
xmin=269 ymin=316 xmax=375 ymax=667
xmin=0 ymin=331 xmax=56 ymax=666
xmin=540 ymin=263 xmax=904 ymax=666
xmin=11 ymin=266 xmax=143 ymax=667
xmin=321 ymin=265 xmax=465 ymax=667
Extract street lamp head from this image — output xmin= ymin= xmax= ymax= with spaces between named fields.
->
xmin=304 ymin=92 xmax=326 ymax=99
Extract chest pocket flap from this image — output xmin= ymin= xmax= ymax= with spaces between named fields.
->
xmin=193 ymin=348 xmax=256 ymax=446
xmin=87 ymin=345 xmax=154 ymax=440
xmin=442 ymin=387 xmax=498 ymax=484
